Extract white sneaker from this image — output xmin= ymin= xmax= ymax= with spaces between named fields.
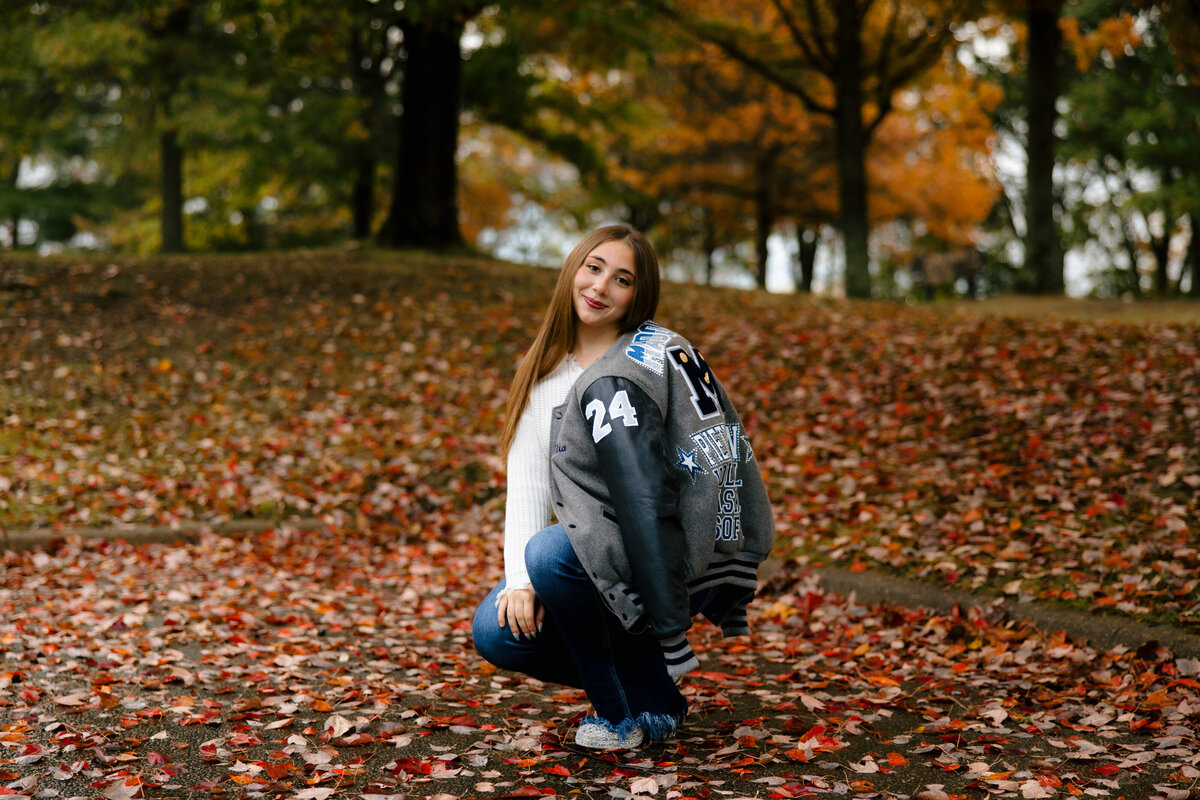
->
xmin=574 ymin=722 xmax=645 ymax=750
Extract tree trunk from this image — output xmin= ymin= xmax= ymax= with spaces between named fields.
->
xmin=702 ymin=210 xmax=716 ymax=286
xmin=379 ymin=15 xmax=464 ymax=249
xmin=794 ymin=226 xmax=818 ymax=293
xmin=160 ymin=124 xmax=185 ymax=254
xmin=1153 ymin=173 xmax=1178 ymax=296
xmin=1117 ymin=213 xmax=1144 ymax=297
xmin=626 ymin=200 xmax=661 ymax=235
xmin=1188 ymin=213 xmax=1200 ymax=298
xmin=754 ymin=152 xmax=775 ymax=290
xmin=835 ymin=0 xmax=871 ymax=299
xmin=352 ymin=145 xmax=376 ymax=240
xmin=4 ymin=158 xmax=20 ymax=249
xmin=1024 ymin=0 xmax=1063 ymax=294
xmin=148 ymin=1 xmax=191 ymax=255
xmin=1151 ymin=231 xmax=1171 ymax=297
xmin=350 ymin=29 xmax=383 ymax=241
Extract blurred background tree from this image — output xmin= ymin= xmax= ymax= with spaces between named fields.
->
xmin=1 ymin=0 xmax=1196 ymax=300
xmin=1059 ymin=3 xmax=1200 ymax=298
xmin=646 ymin=0 xmax=989 ymax=298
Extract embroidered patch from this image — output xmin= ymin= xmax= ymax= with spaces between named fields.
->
xmin=624 ymin=322 xmax=674 ymax=375
xmin=675 ymin=446 xmax=705 ymax=483
xmin=690 ymin=422 xmax=755 ymax=467
xmin=668 ymin=345 xmax=722 ymax=420
xmin=714 ymin=462 xmax=744 ymax=542
xmin=690 ymin=423 xmax=740 ymax=468
xmin=690 ymin=423 xmax=754 ymax=542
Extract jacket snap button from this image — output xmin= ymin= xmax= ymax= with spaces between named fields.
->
xmin=554 ymin=411 xmax=562 ymax=419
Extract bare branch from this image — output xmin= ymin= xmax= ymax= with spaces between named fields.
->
xmin=770 ymin=0 xmax=834 ymax=75
xmin=800 ymin=0 xmax=837 ymax=68
xmin=647 ymin=0 xmax=835 ymax=116
xmin=864 ymin=93 xmax=892 ymax=137
xmin=876 ymin=30 xmax=949 ymax=99
xmin=869 ymin=0 xmax=904 ymax=98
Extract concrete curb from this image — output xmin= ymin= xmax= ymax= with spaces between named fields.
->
xmin=1 ymin=518 xmax=330 ymax=552
xmin=813 ymin=565 xmax=1200 ymax=659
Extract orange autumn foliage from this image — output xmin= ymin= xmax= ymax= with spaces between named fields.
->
xmin=458 ymin=0 xmax=1002 ymax=261
xmin=870 ymin=55 xmax=1003 ymax=246
xmin=617 ymin=38 xmax=838 ymax=243
xmin=1060 ymin=13 xmax=1140 ymax=72
xmin=457 ymin=118 xmax=592 ymax=247
xmin=620 ymin=0 xmax=998 ymax=254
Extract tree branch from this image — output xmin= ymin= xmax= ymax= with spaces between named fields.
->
xmin=770 ymin=0 xmax=833 ymax=75
xmin=800 ymin=0 xmax=837 ymax=68
xmin=648 ymin=0 xmax=834 ymax=116
xmin=869 ymin=0 xmax=903 ymax=96
xmin=864 ymin=23 xmax=951 ymax=131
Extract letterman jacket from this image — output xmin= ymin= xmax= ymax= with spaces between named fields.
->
xmin=548 ymin=321 xmax=775 ymax=676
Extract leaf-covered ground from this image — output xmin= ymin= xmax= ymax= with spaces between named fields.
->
xmin=2 ymin=251 xmax=1199 ymax=799
xmin=3 ymin=529 xmax=1200 ymax=800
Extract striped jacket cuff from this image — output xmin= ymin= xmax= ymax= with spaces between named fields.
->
xmin=720 ymin=604 xmax=750 ymax=637
xmin=659 ymin=632 xmax=699 ymax=679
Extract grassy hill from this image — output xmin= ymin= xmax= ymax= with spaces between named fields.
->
xmin=2 ymin=248 xmax=1198 ymax=627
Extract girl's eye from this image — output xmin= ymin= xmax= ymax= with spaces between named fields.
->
xmin=617 ymin=277 xmax=631 ymax=287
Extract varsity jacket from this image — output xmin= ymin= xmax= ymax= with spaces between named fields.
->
xmin=548 ymin=321 xmax=775 ymax=676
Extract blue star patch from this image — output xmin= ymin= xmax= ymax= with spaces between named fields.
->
xmin=676 ymin=446 xmax=705 ymax=483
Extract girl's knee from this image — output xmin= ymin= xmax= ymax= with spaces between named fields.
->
xmin=524 ymin=525 xmax=577 ymax=591
xmin=523 ymin=534 xmax=553 ymax=583
xmin=471 ymin=595 xmax=505 ymax=664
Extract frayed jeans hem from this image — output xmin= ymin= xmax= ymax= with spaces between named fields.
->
xmin=582 ymin=710 xmax=684 ymax=742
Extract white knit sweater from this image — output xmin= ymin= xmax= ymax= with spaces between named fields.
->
xmin=503 ymin=356 xmax=583 ymax=592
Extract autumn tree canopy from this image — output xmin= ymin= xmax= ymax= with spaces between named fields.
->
xmin=1059 ymin=5 xmax=1200 ymax=297
xmin=2 ymin=0 xmax=1197 ymax=298
xmin=643 ymin=0 xmax=988 ymax=296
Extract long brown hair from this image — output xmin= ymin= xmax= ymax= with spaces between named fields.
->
xmin=500 ymin=225 xmax=661 ymax=458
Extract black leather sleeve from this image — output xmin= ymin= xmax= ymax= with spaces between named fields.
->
xmin=581 ymin=376 xmax=691 ymax=638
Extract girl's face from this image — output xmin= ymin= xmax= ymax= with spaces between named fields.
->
xmin=572 ymin=240 xmax=637 ymax=336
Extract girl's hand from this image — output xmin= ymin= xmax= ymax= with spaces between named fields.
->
xmin=497 ymin=587 xmax=544 ymax=639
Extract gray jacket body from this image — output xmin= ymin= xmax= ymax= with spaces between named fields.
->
xmin=548 ymin=321 xmax=775 ymax=669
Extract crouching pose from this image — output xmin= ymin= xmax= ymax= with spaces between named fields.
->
xmin=472 ymin=225 xmax=775 ymax=750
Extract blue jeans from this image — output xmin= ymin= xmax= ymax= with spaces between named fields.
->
xmin=472 ymin=525 xmax=688 ymax=739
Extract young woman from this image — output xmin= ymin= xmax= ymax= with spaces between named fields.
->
xmin=472 ymin=225 xmax=775 ymax=750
